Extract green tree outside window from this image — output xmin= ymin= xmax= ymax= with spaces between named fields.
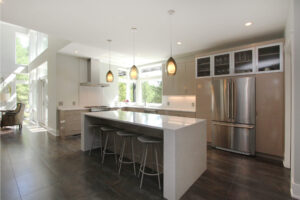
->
xmin=15 ymin=37 xmax=29 ymax=65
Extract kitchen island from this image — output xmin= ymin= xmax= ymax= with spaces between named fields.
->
xmin=81 ymin=110 xmax=207 ymax=200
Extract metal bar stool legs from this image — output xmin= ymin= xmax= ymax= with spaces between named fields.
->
xmin=138 ymin=136 xmax=162 ymax=190
xmin=88 ymin=125 xmax=103 ymax=156
xmin=117 ymin=131 xmax=138 ymax=175
xmin=102 ymin=132 xmax=118 ymax=164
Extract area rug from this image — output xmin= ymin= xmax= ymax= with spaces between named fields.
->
xmin=0 ymin=127 xmax=14 ymax=135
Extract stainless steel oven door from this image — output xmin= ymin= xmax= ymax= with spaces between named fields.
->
xmin=212 ymin=121 xmax=255 ymax=155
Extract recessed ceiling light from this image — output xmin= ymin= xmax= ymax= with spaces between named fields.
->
xmin=177 ymin=41 xmax=182 ymax=45
xmin=245 ymin=22 xmax=253 ymax=27
xmin=74 ymin=50 xmax=78 ymax=54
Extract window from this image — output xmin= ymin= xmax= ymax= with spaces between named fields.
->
xmin=140 ymin=64 xmax=162 ymax=104
xmin=118 ymin=64 xmax=162 ymax=105
xmin=142 ymin=80 xmax=162 ymax=104
xmin=15 ymin=33 xmax=29 ymax=65
xmin=16 ymin=73 xmax=29 ymax=118
xmin=118 ymin=69 xmax=136 ymax=102
xmin=29 ymin=30 xmax=48 ymax=62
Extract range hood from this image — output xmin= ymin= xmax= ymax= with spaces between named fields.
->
xmin=80 ymin=58 xmax=109 ymax=87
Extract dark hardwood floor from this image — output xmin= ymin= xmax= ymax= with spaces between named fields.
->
xmin=0 ymin=125 xmax=292 ymax=200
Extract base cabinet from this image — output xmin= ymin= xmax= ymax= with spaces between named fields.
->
xmin=57 ymin=109 xmax=89 ymax=137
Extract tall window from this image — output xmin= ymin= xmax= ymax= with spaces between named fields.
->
xmin=118 ymin=69 xmax=136 ymax=102
xmin=15 ymin=33 xmax=29 ymax=65
xmin=140 ymin=64 xmax=162 ymax=104
xmin=29 ymin=30 xmax=48 ymax=62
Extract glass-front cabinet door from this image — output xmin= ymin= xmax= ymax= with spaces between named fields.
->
xmin=196 ymin=57 xmax=210 ymax=77
xmin=257 ymin=44 xmax=282 ymax=72
xmin=234 ymin=49 xmax=254 ymax=74
xmin=214 ymin=53 xmax=230 ymax=76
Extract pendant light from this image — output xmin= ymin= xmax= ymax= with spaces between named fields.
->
xmin=166 ymin=9 xmax=177 ymax=76
xmin=106 ymin=39 xmax=114 ymax=82
xmin=130 ymin=27 xmax=138 ymax=80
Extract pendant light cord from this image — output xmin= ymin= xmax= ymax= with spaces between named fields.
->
xmin=107 ymin=39 xmax=112 ymax=70
xmin=132 ymin=28 xmax=136 ymax=65
xmin=109 ymin=40 xmax=111 ymax=70
xmin=169 ymin=11 xmax=173 ymax=57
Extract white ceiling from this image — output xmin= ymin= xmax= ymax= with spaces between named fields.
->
xmin=1 ymin=0 xmax=290 ymax=67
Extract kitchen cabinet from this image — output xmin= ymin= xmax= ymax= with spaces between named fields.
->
xmin=214 ymin=53 xmax=230 ymax=76
xmin=256 ymin=72 xmax=284 ymax=157
xmin=195 ymin=77 xmax=212 ymax=142
xmin=196 ymin=56 xmax=211 ymax=77
xmin=256 ymin=43 xmax=283 ymax=72
xmin=234 ymin=49 xmax=254 ymax=74
xmin=195 ymin=40 xmax=283 ymax=78
xmin=57 ymin=108 xmax=89 ymax=138
xmin=163 ymin=60 xmax=195 ymax=95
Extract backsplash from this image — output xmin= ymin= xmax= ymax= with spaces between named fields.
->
xmin=162 ymin=95 xmax=196 ymax=111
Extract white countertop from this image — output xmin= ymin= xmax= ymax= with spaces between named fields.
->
xmin=84 ymin=110 xmax=204 ymax=131
xmin=57 ymin=106 xmax=89 ymax=111
xmin=121 ymin=105 xmax=196 ymax=112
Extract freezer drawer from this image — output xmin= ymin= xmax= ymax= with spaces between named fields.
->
xmin=212 ymin=122 xmax=255 ymax=155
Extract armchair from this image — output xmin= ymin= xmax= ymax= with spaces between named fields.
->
xmin=1 ymin=103 xmax=25 ymax=129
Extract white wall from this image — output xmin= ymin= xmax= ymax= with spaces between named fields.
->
xmin=29 ymin=36 xmax=70 ymax=135
xmin=56 ymin=53 xmax=88 ymax=106
xmin=99 ymin=62 xmax=119 ymax=106
xmin=291 ymin=0 xmax=300 ymax=199
xmin=56 ymin=54 xmax=119 ymax=107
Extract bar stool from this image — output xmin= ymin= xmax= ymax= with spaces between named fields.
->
xmin=116 ymin=130 xmax=139 ymax=175
xmin=137 ymin=135 xmax=162 ymax=190
xmin=101 ymin=126 xmax=118 ymax=165
xmin=88 ymin=124 xmax=103 ymax=156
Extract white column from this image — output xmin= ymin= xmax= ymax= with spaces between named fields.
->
xmin=291 ymin=0 xmax=300 ymax=198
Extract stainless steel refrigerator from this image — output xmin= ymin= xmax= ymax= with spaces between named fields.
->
xmin=211 ymin=77 xmax=256 ymax=155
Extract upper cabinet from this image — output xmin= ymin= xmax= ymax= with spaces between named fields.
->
xmin=195 ymin=42 xmax=283 ymax=78
xmin=196 ymin=57 xmax=211 ymax=77
xmin=234 ymin=49 xmax=254 ymax=74
xmin=163 ymin=60 xmax=196 ymax=95
xmin=214 ymin=53 xmax=230 ymax=76
xmin=257 ymin=43 xmax=282 ymax=72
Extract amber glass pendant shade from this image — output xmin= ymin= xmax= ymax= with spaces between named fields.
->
xmin=106 ymin=70 xmax=114 ymax=82
xmin=130 ymin=65 xmax=138 ymax=80
xmin=166 ymin=57 xmax=177 ymax=76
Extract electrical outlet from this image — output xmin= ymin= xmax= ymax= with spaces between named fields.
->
xmin=167 ymin=101 xmax=170 ymax=106
xmin=192 ymin=103 xmax=195 ymax=107
xmin=58 ymin=101 xmax=63 ymax=106
xmin=72 ymin=101 xmax=76 ymax=106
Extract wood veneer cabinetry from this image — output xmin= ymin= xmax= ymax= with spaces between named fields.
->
xmin=256 ymin=72 xmax=284 ymax=157
xmin=195 ymin=77 xmax=212 ymax=142
xmin=57 ymin=109 xmax=89 ymax=138
xmin=163 ymin=61 xmax=195 ymax=95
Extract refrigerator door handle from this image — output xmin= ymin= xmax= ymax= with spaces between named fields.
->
xmin=226 ymin=80 xmax=231 ymax=120
xmin=212 ymin=121 xmax=255 ymax=129
xmin=231 ymin=80 xmax=235 ymax=121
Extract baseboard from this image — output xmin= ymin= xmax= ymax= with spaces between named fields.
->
xmin=283 ymin=158 xmax=291 ymax=168
xmin=291 ymin=179 xmax=300 ymax=199
xmin=45 ymin=126 xmax=58 ymax=137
